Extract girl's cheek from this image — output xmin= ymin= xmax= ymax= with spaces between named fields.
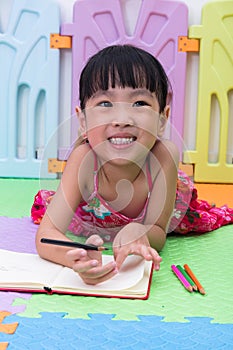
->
xmin=86 ymin=116 xmax=109 ymax=131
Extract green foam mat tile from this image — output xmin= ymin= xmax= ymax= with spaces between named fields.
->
xmin=0 ymin=178 xmax=59 ymax=217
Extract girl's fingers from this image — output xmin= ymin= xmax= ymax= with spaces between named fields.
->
xmin=145 ymin=247 xmax=162 ymax=270
xmin=80 ymin=267 xmax=118 ymax=285
xmin=86 ymin=234 xmax=104 ymax=246
xmin=66 ymin=234 xmax=104 ymax=264
xmin=73 ymin=260 xmax=116 ymax=275
xmin=139 ymin=245 xmax=162 ymax=269
xmin=78 ymin=261 xmax=118 ymax=285
xmin=85 ymin=235 xmax=104 ymax=262
xmin=66 ymin=248 xmax=87 ymax=262
xmin=114 ymin=250 xmax=128 ymax=269
xmin=73 ymin=259 xmax=99 ymax=273
xmin=66 ymin=248 xmax=118 ymax=285
xmin=115 ymin=244 xmax=162 ymax=270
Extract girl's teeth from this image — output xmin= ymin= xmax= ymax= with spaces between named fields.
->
xmin=109 ymin=137 xmax=134 ymax=145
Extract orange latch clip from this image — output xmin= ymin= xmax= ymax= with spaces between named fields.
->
xmin=50 ymin=33 xmax=72 ymax=49
xmin=178 ymin=36 xmax=200 ymax=52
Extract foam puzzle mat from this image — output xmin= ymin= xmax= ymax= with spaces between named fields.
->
xmin=0 ymin=179 xmax=233 ymax=349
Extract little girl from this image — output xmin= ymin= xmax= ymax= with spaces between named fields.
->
xmin=33 ymin=45 xmax=233 ymax=285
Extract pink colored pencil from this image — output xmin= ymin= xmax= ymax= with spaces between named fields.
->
xmin=171 ymin=265 xmax=193 ymax=292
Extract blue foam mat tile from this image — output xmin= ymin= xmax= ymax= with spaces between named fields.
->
xmin=1 ymin=313 xmax=233 ymax=350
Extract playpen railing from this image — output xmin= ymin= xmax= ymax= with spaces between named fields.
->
xmin=183 ymin=0 xmax=233 ymax=183
xmin=0 ymin=0 xmax=60 ymax=178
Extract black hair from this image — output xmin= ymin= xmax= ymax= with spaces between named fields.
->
xmin=79 ymin=44 xmax=169 ymax=113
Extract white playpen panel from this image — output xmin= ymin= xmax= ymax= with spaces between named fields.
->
xmin=0 ymin=0 xmax=60 ymax=178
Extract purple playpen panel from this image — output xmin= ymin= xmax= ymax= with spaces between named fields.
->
xmin=61 ymin=0 xmax=188 ymax=156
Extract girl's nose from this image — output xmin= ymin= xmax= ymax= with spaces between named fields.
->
xmin=111 ymin=120 xmax=134 ymax=127
xmin=111 ymin=103 xmax=135 ymax=127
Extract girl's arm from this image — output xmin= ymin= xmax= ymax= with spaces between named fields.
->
xmin=36 ymin=145 xmax=88 ymax=267
xmin=113 ymin=140 xmax=179 ymax=269
xmin=36 ymin=144 xmax=117 ymax=284
xmin=144 ymin=139 xmax=179 ymax=249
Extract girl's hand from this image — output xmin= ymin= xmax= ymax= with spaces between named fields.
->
xmin=65 ymin=235 xmax=117 ymax=285
xmin=113 ymin=223 xmax=162 ymax=270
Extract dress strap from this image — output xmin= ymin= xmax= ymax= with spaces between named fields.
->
xmin=145 ymin=159 xmax=153 ymax=192
xmin=93 ymin=151 xmax=99 ymax=192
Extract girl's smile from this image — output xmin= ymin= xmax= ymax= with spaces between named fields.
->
xmin=108 ymin=134 xmax=136 ymax=146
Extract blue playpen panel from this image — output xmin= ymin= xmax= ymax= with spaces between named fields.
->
xmin=61 ymin=0 xmax=188 ymax=158
xmin=0 ymin=0 xmax=60 ymax=178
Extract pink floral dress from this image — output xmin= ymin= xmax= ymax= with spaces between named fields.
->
xmin=31 ymin=170 xmax=233 ymax=240
xmin=169 ymin=171 xmax=233 ymax=233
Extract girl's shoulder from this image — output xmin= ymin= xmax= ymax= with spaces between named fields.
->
xmin=62 ymin=143 xmax=95 ymax=195
xmin=62 ymin=143 xmax=95 ymax=181
xmin=66 ymin=142 xmax=94 ymax=165
xmin=151 ymin=139 xmax=180 ymax=167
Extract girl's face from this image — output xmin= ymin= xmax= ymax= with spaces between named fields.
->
xmin=78 ymin=86 xmax=168 ymax=165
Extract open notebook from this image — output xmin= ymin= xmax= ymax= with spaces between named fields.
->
xmin=0 ymin=249 xmax=153 ymax=299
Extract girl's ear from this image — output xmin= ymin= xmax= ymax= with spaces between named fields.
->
xmin=76 ymin=106 xmax=86 ymax=136
xmin=164 ymin=105 xmax=170 ymax=119
xmin=157 ymin=105 xmax=170 ymax=138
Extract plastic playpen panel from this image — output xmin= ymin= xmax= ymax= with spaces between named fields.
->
xmin=0 ymin=0 xmax=60 ymax=178
xmin=183 ymin=0 xmax=233 ymax=183
xmin=61 ymin=0 xmax=188 ymax=158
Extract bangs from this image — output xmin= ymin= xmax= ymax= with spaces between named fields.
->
xmin=79 ymin=45 xmax=168 ymax=111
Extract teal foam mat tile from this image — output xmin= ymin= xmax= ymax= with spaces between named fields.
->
xmin=1 ymin=313 xmax=233 ymax=350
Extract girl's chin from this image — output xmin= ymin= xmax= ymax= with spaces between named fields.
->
xmin=97 ymin=150 xmax=148 ymax=167
xmin=90 ymin=140 xmax=150 ymax=164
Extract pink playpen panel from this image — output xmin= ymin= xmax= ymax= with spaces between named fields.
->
xmin=61 ymin=0 xmax=188 ymax=157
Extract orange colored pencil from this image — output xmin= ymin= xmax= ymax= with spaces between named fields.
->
xmin=184 ymin=264 xmax=206 ymax=295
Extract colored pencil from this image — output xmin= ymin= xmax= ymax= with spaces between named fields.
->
xmin=171 ymin=265 xmax=193 ymax=292
xmin=184 ymin=264 xmax=206 ymax=295
xmin=41 ymin=238 xmax=108 ymax=251
xmin=176 ymin=265 xmax=198 ymax=291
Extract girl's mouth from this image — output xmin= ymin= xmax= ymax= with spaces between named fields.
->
xmin=108 ymin=137 xmax=136 ymax=145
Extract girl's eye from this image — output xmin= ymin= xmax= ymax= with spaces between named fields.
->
xmin=133 ymin=100 xmax=149 ymax=107
xmin=98 ymin=101 xmax=113 ymax=107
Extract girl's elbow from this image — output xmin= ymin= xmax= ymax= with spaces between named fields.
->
xmin=35 ymin=227 xmax=46 ymax=257
xmin=148 ymin=225 xmax=166 ymax=251
xmin=35 ymin=235 xmax=43 ymax=257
